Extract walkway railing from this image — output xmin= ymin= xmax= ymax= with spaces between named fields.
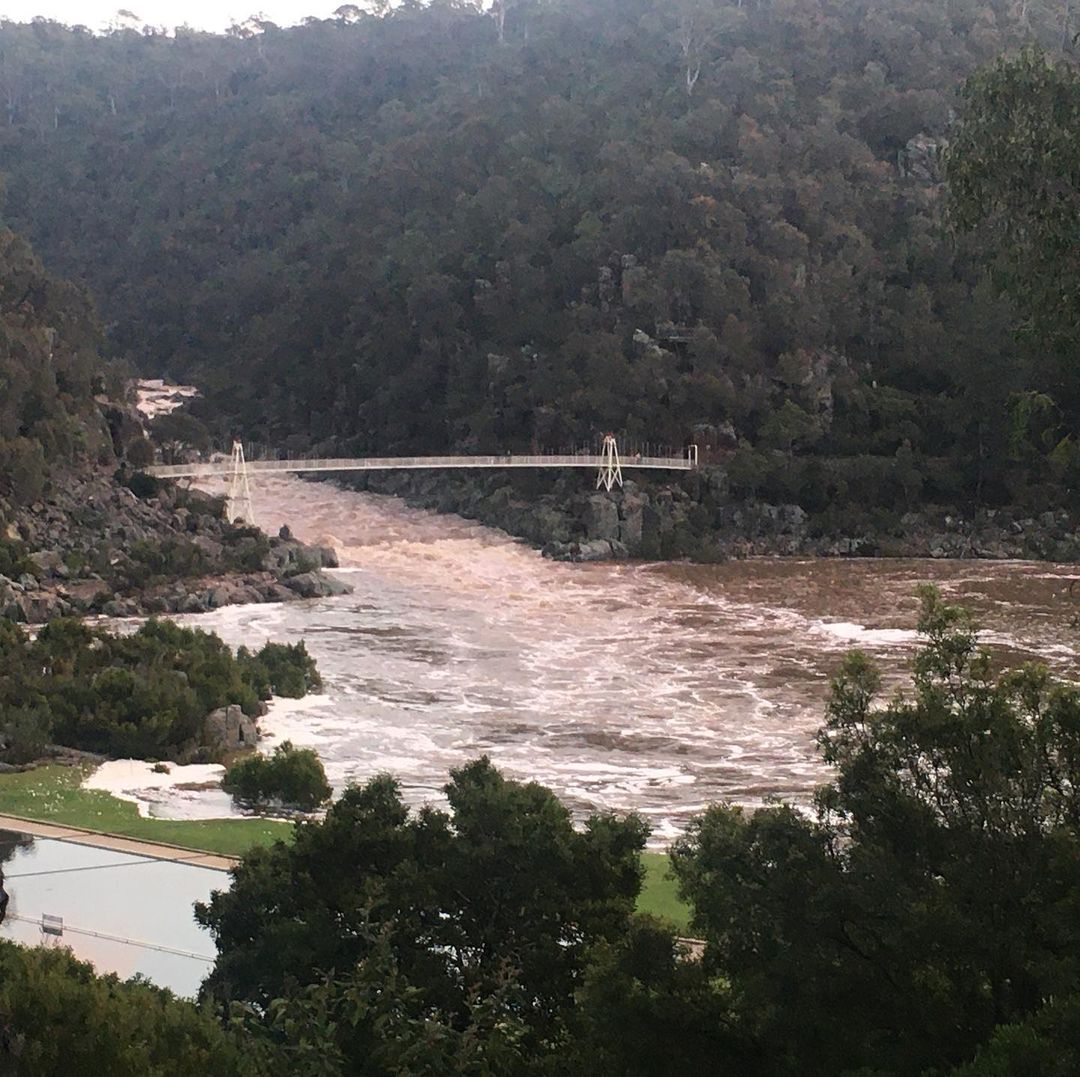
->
xmin=148 ymin=450 xmax=696 ymax=480
xmin=147 ymin=438 xmax=698 ymax=524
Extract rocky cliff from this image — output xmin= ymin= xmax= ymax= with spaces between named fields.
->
xmin=2 ymin=467 xmax=350 ymax=623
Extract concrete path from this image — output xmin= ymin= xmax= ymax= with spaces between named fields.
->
xmin=0 ymin=813 xmax=237 ymax=871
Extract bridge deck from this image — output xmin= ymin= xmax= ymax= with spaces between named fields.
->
xmin=148 ymin=453 xmax=695 ymax=480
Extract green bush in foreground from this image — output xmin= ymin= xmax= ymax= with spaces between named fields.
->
xmin=223 ymin=741 xmax=331 ymax=810
xmin=0 ymin=941 xmax=256 ymax=1075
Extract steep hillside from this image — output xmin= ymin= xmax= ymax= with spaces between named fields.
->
xmin=0 ymin=226 xmax=347 ymax=620
xmin=0 ymin=0 xmax=1074 ymax=519
xmin=0 ymin=224 xmax=116 ymax=509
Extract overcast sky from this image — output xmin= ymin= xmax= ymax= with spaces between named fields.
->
xmin=0 ymin=2 xmax=334 ymax=33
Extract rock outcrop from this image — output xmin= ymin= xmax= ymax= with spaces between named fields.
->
xmin=3 ymin=467 xmax=352 ymax=623
xmin=203 ymin=703 xmax=261 ymax=752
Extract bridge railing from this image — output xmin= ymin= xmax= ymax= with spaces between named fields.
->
xmin=148 ymin=451 xmax=698 ymax=480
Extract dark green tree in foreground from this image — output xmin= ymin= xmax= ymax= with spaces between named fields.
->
xmin=0 ymin=942 xmax=255 ymax=1075
xmin=197 ymin=757 xmax=647 ymax=1072
xmin=671 ymin=588 xmax=1080 ymax=1076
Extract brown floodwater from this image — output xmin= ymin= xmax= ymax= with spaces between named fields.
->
xmin=168 ymin=475 xmax=1080 ymax=845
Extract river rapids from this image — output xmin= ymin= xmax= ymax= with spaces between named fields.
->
xmin=99 ymin=473 xmax=1080 ymax=845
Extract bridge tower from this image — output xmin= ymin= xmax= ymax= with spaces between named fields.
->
xmin=596 ymin=435 xmax=623 ymax=492
xmin=226 ymin=440 xmax=254 ymax=524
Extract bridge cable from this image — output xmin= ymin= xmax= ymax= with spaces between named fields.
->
xmin=4 ymin=912 xmax=214 ymax=962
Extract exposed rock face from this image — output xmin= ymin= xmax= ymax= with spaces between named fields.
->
xmin=283 ymin=571 xmax=352 ymax=598
xmin=4 ymin=467 xmax=351 ymax=624
xmin=203 ymin=704 xmax=260 ymax=752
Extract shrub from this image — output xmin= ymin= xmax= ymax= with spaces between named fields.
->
xmin=0 ymin=618 xmax=320 ymax=762
xmin=244 ymin=641 xmax=321 ymax=698
xmin=223 ymin=741 xmax=331 ymax=810
xmin=123 ymin=470 xmax=162 ymax=499
xmin=0 ymin=538 xmax=32 ymax=580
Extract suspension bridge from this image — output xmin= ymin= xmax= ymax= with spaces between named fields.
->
xmin=148 ymin=436 xmax=699 ymax=523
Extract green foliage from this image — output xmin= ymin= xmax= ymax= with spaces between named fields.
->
xmin=0 ymin=538 xmax=32 ymax=579
xmin=151 ymin=411 xmax=211 ymax=462
xmin=0 ymin=227 xmax=111 ymax=505
xmin=670 ymin=587 xmax=1080 ymax=1075
xmin=0 ymin=3 xmax=1070 ymax=513
xmin=0 ymin=617 xmax=319 ymax=761
xmin=121 ymin=469 xmax=163 ymax=499
xmin=125 ymin=434 xmax=155 ymax=468
xmin=567 ymin=916 xmax=751 ymax=1075
xmin=223 ymin=741 xmax=331 ymax=810
xmin=197 ymin=757 xmax=648 ymax=1067
xmin=949 ymin=49 xmax=1080 ymax=354
xmin=0 ymin=940 xmax=257 ymax=1075
xmin=240 ymin=641 xmax=321 ymax=698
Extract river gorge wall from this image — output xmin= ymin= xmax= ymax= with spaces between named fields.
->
xmin=338 ymin=468 xmax=1080 ymax=564
xmin=2 ymin=467 xmax=349 ymax=623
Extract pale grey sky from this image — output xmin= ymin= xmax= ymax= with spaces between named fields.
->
xmin=0 ymin=1 xmax=335 ymax=33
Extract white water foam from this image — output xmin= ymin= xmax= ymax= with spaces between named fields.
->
xmin=91 ymin=471 xmax=1080 ymax=843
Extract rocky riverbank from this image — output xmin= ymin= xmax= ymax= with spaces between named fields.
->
xmin=1 ymin=467 xmax=350 ymax=623
xmin=338 ymin=468 xmax=1080 ymax=564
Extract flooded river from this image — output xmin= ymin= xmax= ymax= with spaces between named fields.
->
xmin=112 ymin=474 xmax=1080 ymax=846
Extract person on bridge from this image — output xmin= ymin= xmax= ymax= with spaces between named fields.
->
xmin=0 ymin=871 xmax=8 ymax=925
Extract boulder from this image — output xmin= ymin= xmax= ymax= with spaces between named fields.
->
xmin=17 ymin=591 xmax=69 ymax=622
xmin=204 ymin=704 xmax=259 ymax=751
xmin=28 ymin=550 xmax=67 ymax=578
xmin=618 ymin=491 xmax=649 ymax=550
xmin=575 ymin=539 xmax=615 ymax=562
xmin=0 ymin=577 xmax=21 ymax=620
xmin=585 ymin=493 xmax=620 ymax=542
xmin=283 ymin=571 xmax=352 ymax=598
xmin=59 ymin=579 xmax=112 ymax=611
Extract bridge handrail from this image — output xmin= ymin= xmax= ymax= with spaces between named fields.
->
xmin=148 ymin=452 xmax=697 ymax=479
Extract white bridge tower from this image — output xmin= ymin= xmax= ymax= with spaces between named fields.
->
xmin=226 ymin=440 xmax=254 ymax=524
xmin=596 ymin=434 xmax=623 ymax=492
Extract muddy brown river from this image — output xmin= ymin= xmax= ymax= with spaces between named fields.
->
xmin=114 ymin=474 xmax=1073 ymax=846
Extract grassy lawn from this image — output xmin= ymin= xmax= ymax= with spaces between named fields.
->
xmin=640 ymin=850 xmax=690 ymax=932
xmin=0 ymin=766 xmax=290 ymax=858
xmin=0 ymin=767 xmax=694 ymax=928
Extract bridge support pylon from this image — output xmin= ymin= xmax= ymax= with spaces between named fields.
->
xmin=596 ymin=435 xmax=623 ymax=492
xmin=226 ymin=440 xmax=254 ymax=524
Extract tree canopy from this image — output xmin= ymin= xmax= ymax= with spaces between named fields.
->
xmin=0 ymin=0 xmax=1077 ymax=515
xmin=197 ymin=756 xmax=648 ymax=1070
xmin=0 ymin=617 xmax=319 ymax=761
xmin=0 ymin=941 xmax=256 ymax=1076
xmin=669 ymin=587 xmax=1080 ymax=1075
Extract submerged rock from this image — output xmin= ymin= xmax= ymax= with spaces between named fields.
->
xmin=283 ymin=571 xmax=352 ymax=598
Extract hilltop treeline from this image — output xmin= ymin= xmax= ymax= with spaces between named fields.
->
xmin=0 ymin=0 xmax=1076 ymax=514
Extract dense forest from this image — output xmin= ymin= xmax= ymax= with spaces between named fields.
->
xmin=0 ymin=0 xmax=1078 ymax=517
xmin=0 ymin=223 xmax=118 ymax=509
